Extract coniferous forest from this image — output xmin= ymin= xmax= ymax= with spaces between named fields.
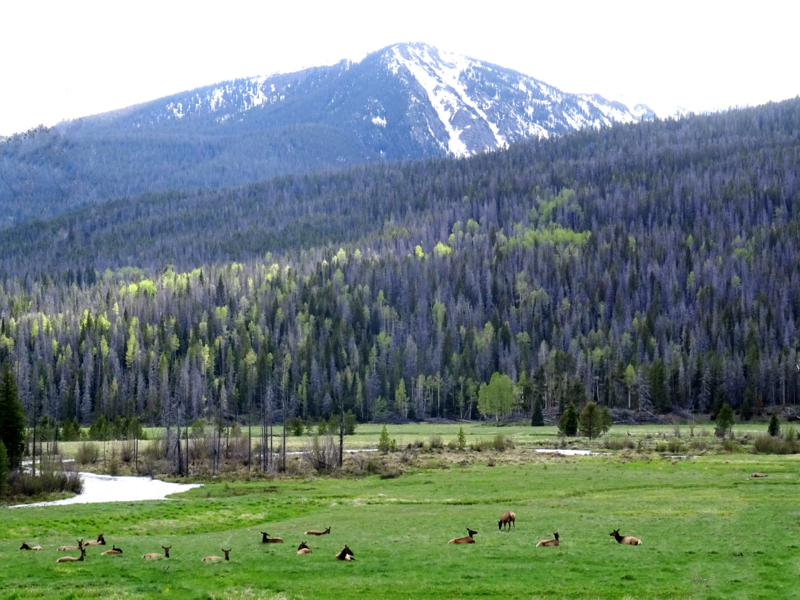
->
xmin=1 ymin=97 xmax=800 ymax=445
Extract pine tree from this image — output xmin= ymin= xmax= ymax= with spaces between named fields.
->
xmin=531 ymin=397 xmax=544 ymax=426
xmin=0 ymin=441 xmax=8 ymax=498
xmin=0 ymin=364 xmax=25 ymax=469
xmin=378 ymin=425 xmax=391 ymax=453
xmin=578 ymin=402 xmax=601 ymax=439
xmin=601 ymin=406 xmax=613 ymax=434
xmin=768 ymin=413 xmax=781 ymax=437
xmin=715 ymin=403 xmax=735 ymax=438
xmin=457 ymin=426 xmax=466 ymax=451
xmin=558 ymin=402 xmax=578 ymax=437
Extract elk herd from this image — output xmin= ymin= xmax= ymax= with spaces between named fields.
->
xmin=18 ymin=515 xmax=642 ymax=566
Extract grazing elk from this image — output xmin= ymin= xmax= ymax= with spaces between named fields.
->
xmin=305 ymin=526 xmax=331 ymax=536
xmin=261 ymin=532 xmax=284 ymax=543
xmin=335 ymin=545 xmax=355 ymax=561
xmin=143 ymin=546 xmax=171 ymax=559
xmin=536 ymin=532 xmax=560 ymax=547
xmin=56 ymin=545 xmax=86 ymax=563
xmin=448 ymin=528 xmax=478 ymax=544
xmin=58 ymin=539 xmax=83 ymax=552
xmin=83 ymin=534 xmax=106 ymax=547
xmin=101 ymin=545 xmax=123 ymax=555
xmin=20 ymin=542 xmax=43 ymax=551
xmin=498 ymin=511 xmax=516 ymax=531
xmin=296 ymin=542 xmax=312 ymax=555
xmin=202 ymin=549 xmax=231 ymax=562
xmin=610 ymin=529 xmax=642 ymax=545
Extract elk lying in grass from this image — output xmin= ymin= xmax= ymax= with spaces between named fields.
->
xmin=56 ymin=546 xmax=86 ymax=563
xmin=498 ymin=511 xmax=516 ymax=531
xmin=202 ymin=549 xmax=231 ymax=562
xmin=536 ymin=532 xmax=560 ymax=547
xmin=101 ymin=545 xmax=123 ymax=555
xmin=610 ymin=529 xmax=642 ymax=545
xmin=142 ymin=546 xmax=171 ymax=559
xmin=261 ymin=532 xmax=284 ymax=543
xmin=305 ymin=526 xmax=331 ymax=536
xmin=334 ymin=545 xmax=355 ymax=561
xmin=58 ymin=539 xmax=83 ymax=552
xmin=20 ymin=542 xmax=43 ymax=551
xmin=296 ymin=542 xmax=312 ymax=555
xmin=83 ymin=534 xmax=106 ymax=547
xmin=448 ymin=528 xmax=478 ymax=544
xmin=751 ymin=472 xmax=768 ymax=478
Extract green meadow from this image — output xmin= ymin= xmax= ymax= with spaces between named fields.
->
xmin=2 ymin=423 xmax=800 ymax=599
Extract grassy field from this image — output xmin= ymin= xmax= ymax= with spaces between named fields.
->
xmin=2 ymin=421 xmax=800 ymax=599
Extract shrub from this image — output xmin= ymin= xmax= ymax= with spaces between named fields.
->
xmin=721 ymin=438 xmax=740 ymax=453
xmin=290 ymin=417 xmax=304 ymax=437
xmin=428 ymin=435 xmax=443 ymax=450
xmin=75 ymin=442 xmax=100 ymax=465
xmin=754 ymin=428 xmax=800 ymax=454
xmin=667 ymin=438 xmax=684 ymax=453
xmin=107 ymin=458 xmax=121 ymax=476
xmin=603 ymin=438 xmax=635 ymax=450
xmin=493 ymin=433 xmax=513 ymax=451
xmin=8 ymin=466 xmax=83 ymax=497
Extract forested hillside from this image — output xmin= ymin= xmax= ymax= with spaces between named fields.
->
xmin=1 ymin=98 xmax=799 ymax=437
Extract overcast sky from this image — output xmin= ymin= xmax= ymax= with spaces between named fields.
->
xmin=1 ymin=0 xmax=798 ymax=137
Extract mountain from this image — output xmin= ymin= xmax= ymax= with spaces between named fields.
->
xmin=0 ymin=42 xmax=653 ymax=225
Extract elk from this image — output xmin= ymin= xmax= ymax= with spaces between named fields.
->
xmin=20 ymin=542 xmax=43 ymax=551
xmin=296 ymin=542 xmax=312 ymax=555
xmin=101 ymin=545 xmax=123 ymax=555
xmin=56 ymin=546 xmax=86 ymax=563
xmin=498 ymin=511 xmax=516 ymax=531
xmin=610 ymin=529 xmax=642 ymax=545
xmin=334 ymin=545 xmax=355 ymax=561
xmin=536 ymin=532 xmax=560 ymax=547
xmin=202 ymin=549 xmax=231 ymax=562
xmin=142 ymin=546 xmax=171 ymax=559
xmin=448 ymin=528 xmax=478 ymax=544
xmin=261 ymin=532 xmax=284 ymax=543
xmin=305 ymin=526 xmax=331 ymax=536
xmin=751 ymin=472 xmax=768 ymax=478
xmin=58 ymin=539 xmax=84 ymax=552
xmin=83 ymin=534 xmax=106 ymax=547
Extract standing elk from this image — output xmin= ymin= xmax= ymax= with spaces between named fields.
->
xmin=335 ymin=545 xmax=355 ymax=561
xmin=610 ymin=529 xmax=642 ymax=545
xmin=143 ymin=546 xmax=172 ymax=559
xmin=498 ymin=511 xmax=516 ymax=531
xmin=20 ymin=542 xmax=43 ymax=551
xmin=56 ymin=545 xmax=86 ymax=563
xmin=202 ymin=549 xmax=231 ymax=562
xmin=261 ymin=532 xmax=284 ymax=543
xmin=305 ymin=526 xmax=331 ymax=536
xmin=536 ymin=532 xmax=560 ymax=547
xmin=101 ymin=545 xmax=123 ymax=555
xmin=58 ymin=539 xmax=83 ymax=552
xmin=83 ymin=534 xmax=106 ymax=547
xmin=296 ymin=542 xmax=312 ymax=555
xmin=448 ymin=528 xmax=478 ymax=544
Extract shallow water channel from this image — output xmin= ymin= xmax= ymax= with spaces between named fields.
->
xmin=9 ymin=473 xmax=203 ymax=508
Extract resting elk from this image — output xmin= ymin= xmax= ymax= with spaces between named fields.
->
xmin=202 ymin=549 xmax=231 ymax=562
xmin=56 ymin=544 xmax=86 ymax=563
xmin=498 ymin=511 xmax=516 ymax=531
xmin=142 ymin=546 xmax=172 ymax=559
xmin=448 ymin=528 xmax=478 ymax=544
xmin=536 ymin=532 xmax=560 ymax=547
xmin=261 ymin=532 xmax=284 ymax=543
xmin=20 ymin=542 xmax=43 ymax=551
xmin=610 ymin=529 xmax=642 ymax=545
xmin=334 ymin=545 xmax=355 ymax=561
xmin=101 ymin=545 xmax=123 ymax=555
xmin=296 ymin=542 xmax=312 ymax=555
xmin=305 ymin=526 xmax=331 ymax=536
xmin=58 ymin=539 xmax=83 ymax=552
xmin=83 ymin=534 xmax=106 ymax=547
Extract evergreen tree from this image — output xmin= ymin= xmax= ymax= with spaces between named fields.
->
xmin=578 ymin=402 xmax=602 ymax=439
xmin=531 ymin=397 xmax=544 ymax=426
xmin=0 ymin=441 xmax=8 ymax=498
xmin=558 ymin=402 xmax=578 ymax=437
xmin=715 ymin=403 xmax=735 ymax=438
xmin=378 ymin=425 xmax=391 ymax=453
xmin=601 ymin=406 xmax=613 ymax=434
xmin=0 ymin=364 xmax=25 ymax=469
xmin=457 ymin=426 xmax=466 ymax=451
xmin=740 ymin=389 xmax=753 ymax=421
xmin=768 ymin=414 xmax=781 ymax=437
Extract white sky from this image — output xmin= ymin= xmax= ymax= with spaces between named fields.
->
xmin=1 ymin=0 xmax=798 ymax=137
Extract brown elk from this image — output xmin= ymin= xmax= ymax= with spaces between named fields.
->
xmin=142 ymin=546 xmax=171 ymax=559
xmin=334 ymin=545 xmax=355 ymax=561
xmin=101 ymin=545 xmax=123 ymax=555
xmin=610 ymin=529 xmax=642 ymax=545
xmin=305 ymin=526 xmax=331 ymax=536
xmin=751 ymin=472 xmax=768 ymax=478
xmin=536 ymin=532 xmax=560 ymax=547
xmin=296 ymin=542 xmax=312 ymax=555
xmin=83 ymin=534 xmax=106 ymax=547
xmin=56 ymin=545 xmax=86 ymax=563
xmin=202 ymin=549 xmax=231 ymax=562
xmin=58 ymin=539 xmax=83 ymax=552
xmin=261 ymin=532 xmax=284 ymax=543
xmin=498 ymin=511 xmax=516 ymax=531
xmin=20 ymin=542 xmax=43 ymax=551
xmin=448 ymin=528 xmax=478 ymax=544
